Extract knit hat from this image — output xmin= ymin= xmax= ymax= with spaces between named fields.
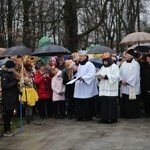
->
xmin=5 ymin=60 xmax=15 ymax=68
xmin=72 ymin=52 xmax=79 ymax=61
xmin=35 ymin=60 xmax=45 ymax=69
xmin=126 ymin=48 xmax=134 ymax=56
xmin=65 ymin=60 xmax=75 ymax=69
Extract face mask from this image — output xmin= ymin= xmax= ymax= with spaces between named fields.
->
xmin=7 ymin=68 xmax=14 ymax=72
xmin=58 ymin=74 xmax=62 ymax=80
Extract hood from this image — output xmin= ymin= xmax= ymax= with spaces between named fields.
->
xmin=38 ymin=36 xmax=51 ymax=48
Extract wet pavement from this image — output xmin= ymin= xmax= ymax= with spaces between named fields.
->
xmin=0 ymin=115 xmax=150 ymax=150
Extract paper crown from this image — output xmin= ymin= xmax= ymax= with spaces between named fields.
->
xmin=78 ymin=50 xmax=87 ymax=55
xmin=101 ymin=52 xmax=111 ymax=59
xmin=72 ymin=52 xmax=79 ymax=61
xmin=65 ymin=59 xmax=75 ymax=69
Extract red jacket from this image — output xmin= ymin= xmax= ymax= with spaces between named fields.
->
xmin=34 ymin=70 xmax=52 ymax=99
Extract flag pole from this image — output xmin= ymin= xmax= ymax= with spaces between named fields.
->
xmin=19 ymin=60 xmax=24 ymax=133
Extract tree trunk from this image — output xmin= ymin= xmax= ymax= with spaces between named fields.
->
xmin=23 ymin=0 xmax=33 ymax=48
xmin=7 ymin=0 xmax=13 ymax=47
xmin=0 ymin=0 xmax=6 ymax=47
xmin=64 ymin=0 xmax=78 ymax=52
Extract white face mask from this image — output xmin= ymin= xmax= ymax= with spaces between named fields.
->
xmin=58 ymin=74 xmax=62 ymax=80
xmin=7 ymin=68 xmax=14 ymax=72
xmin=58 ymin=77 xmax=62 ymax=80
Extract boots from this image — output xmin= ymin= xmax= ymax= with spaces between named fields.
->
xmin=26 ymin=116 xmax=31 ymax=124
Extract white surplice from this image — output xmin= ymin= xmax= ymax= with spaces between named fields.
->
xmin=96 ymin=63 xmax=120 ymax=96
xmin=119 ymin=59 xmax=141 ymax=95
xmin=73 ymin=61 xmax=98 ymax=99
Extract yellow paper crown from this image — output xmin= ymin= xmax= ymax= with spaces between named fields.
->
xmin=101 ymin=52 xmax=111 ymax=59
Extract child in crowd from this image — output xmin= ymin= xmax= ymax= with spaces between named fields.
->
xmin=51 ymin=68 xmax=66 ymax=119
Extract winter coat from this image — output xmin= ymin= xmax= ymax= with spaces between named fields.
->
xmin=34 ymin=70 xmax=52 ymax=99
xmin=1 ymin=69 xmax=19 ymax=111
xmin=63 ymin=71 xmax=75 ymax=101
xmin=51 ymin=72 xmax=65 ymax=101
xmin=140 ymin=61 xmax=150 ymax=91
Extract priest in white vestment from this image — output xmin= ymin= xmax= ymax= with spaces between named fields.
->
xmin=119 ymin=48 xmax=141 ymax=118
xmin=95 ymin=52 xmax=119 ymax=123
xmin=73 ymin=50 xmax=98 ymax=121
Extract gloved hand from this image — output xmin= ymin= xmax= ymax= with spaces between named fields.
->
xmin=58 ymin=92 xmax=64 ymax=95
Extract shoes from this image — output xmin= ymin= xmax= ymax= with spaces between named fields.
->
xmin=54 ymin=115 xmax=61 ymax=119
xmin=48 ymin=115 xmax=53 ymax=118
xmin=97 ymin=120 xmax=108 ymax=123
xmin=95 ymin=115 xmax=100 ymax=118
xmin=108 ymin=120 xmax=118 ymax=124
xmin=77 ymin=118 xmax=84 ymax=121
xmin=85 ymin=118 xmax=93 ymax=121
xmin=3 ymin=130 xmax=15 ymax=137
xmin=59 ymin=115 xmax=65 ymax=119
xmin=26 ymin=118 xmax=31 ymax=124
xmin=54 ymin=115 xmax=64 ymax=119
xmin=41 ymin=116 xmax=46 ymax=119
xmin=67 ymin=113 xmax=73 ymax=119
xmin=97 ymin=120 xmax=118 ymax=124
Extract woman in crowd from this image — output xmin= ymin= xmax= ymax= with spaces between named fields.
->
xmin=51 ymin=68 xmax=66 ymax=119
xmin=34 ymin=60 xmax=53 ymax=118
xmin=21 ymin=61 xmax=39 ymax=123
xmin=63 ymin=59 xmax=77 ymax=119
xmin=1 ymin=60 xmax=20 ymax=136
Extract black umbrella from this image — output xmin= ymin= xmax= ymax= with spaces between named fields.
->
xmin=32 ymin=44 xmax=71 ymax=56
xmin=2 ymin=46 xmax=31 ymax=57
xmin=90 ymin=58 xmax=103 ymax=69
xmin=87 ymin=45 xmax=116 ymax=54
xmin=0 ymin=57 xmax=10 ymax=67
xmin=1 ymin=45 xmax=31 ymax=134
xmin=131 ymin=43 xmax=150 ymax=53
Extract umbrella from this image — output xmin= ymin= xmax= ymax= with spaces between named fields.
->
xmin=90 ymin=58 xmax=103 ymax=69
xmin=87 ymin=45 xmax=116 ymax=54
xmin=131 ymin=43 xmax=150 ymax=53
xmin=0 ymin=48 xmax=6 ymax=57
xmin=120 ymin=32 xmax=150 ymax=45
xmin=1 ymin=46 xmax=31 ymax=134
xmin=32 ymin=44 xmax=71 ymax=56
xmin=0 ymin=57 xmax=10 ymax=67
xmin=2 ymin=46 xmax=31 ymax=57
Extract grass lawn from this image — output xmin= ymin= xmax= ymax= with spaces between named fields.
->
xmin=11 ymin=116 xmax=26 ymax=130
xmin=1 ymin=115 xmax=26 ymax=132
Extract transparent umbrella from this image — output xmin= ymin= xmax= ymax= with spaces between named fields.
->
xmin=120 ymin=32 xmax=150 ymax=45
xmin=87 ymin=45 xmax=116 ymax=54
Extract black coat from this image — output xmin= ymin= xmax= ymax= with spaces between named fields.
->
xmin=1 ymin=70 xmax=19 ymax=111
xmin=63 ymin=71 xmax=75 ymax=100
xmin=140 ymin=62 xmax=150 ymax=91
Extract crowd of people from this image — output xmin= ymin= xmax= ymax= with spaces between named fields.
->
xmin=1 ymin=41 xmax=150 ymax=136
